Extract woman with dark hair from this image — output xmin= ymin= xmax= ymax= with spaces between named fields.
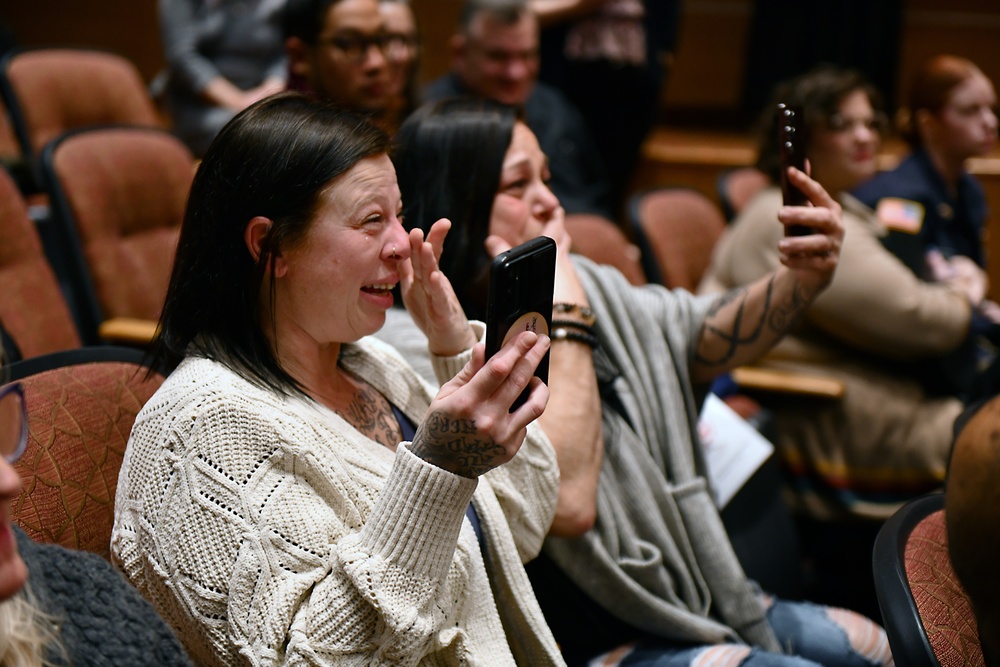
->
xmin=703 ymin=66 xmax=971 ymax=521
xmin=111 ymin=92 xmax=564 ymax=666
xmin=379 ymin=97 xmax=895 ymax=667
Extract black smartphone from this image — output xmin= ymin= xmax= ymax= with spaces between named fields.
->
xmin=776 ymin=102 xmax=811 ymax=236
xmin=485 ymin=236 xmax=556 ymax=411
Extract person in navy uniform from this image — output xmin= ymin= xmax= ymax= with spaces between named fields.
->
xmin=853 ymin=54 xmax=1000 ymax=399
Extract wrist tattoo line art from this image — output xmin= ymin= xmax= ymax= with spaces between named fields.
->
xmin=695 ymin=274 xmax=811 ymax=367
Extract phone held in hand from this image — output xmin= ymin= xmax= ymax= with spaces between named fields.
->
xmin=485 ymin=236 xmax=557 ymax=411
xmin=777 ymin=102 xmax=810 ymax=236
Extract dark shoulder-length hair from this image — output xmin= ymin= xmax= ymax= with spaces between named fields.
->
xmin=153 ymin=92 xmax=390 ymax=394
xmin=754 ymin=65 xmax=885 ymax=183
xmin=393 ymin=97 xmax=520 ymax=319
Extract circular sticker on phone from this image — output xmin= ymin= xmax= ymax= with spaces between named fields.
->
xmin=502 ymin=312 xmax=549 ymax=347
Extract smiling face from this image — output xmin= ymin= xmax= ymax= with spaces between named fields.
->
xmin=272 ymin=153 xmax=410 ymax=349
xmin=932 ymin=72 xmax=999 ymax=161
xmin=808 ymin=88 xmax=881 ymax=195
xmin=454 ymin=10 xmax=539 ymax=106
xmin=488 ymin=121 xmax=560 ymax=246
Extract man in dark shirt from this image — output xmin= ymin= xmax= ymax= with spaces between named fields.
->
xmin=424 ymin=0 xmax=614 ymax=219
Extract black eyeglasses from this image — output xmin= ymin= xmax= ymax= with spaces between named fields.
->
xmin=0 ymin=383 xmax=27 ymax=464
xmin=319 ymin=32 xmax=414 ymax=65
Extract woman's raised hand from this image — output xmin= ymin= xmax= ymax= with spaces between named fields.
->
xmin=775 ymin=167 xmax=845 ymax=296
xmin=400 ymin=218 xmax=478 ymax=356
xmin=411 ymin=331 xmax=551 ymax=477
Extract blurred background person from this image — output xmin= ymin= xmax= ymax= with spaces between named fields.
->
xmin=853 ymin=55 xmax=1000 ymax=398
xmin=530 ymin=0 xmax=680 ymax=218
xmin=701 ymin=65 xmax=973 ymax=616
xmin=379 ymin=0 xmax=420 ymax=130
xmin=283 ymin=0 xmax=395 ymax=128
xmin=425 ymin=0 xmax=614 ymax=221
xmin=157 ymin=0 xmax=288 ymax=156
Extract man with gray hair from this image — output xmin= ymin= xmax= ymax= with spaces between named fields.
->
xmin=424 ymin=0 xmax=614 ymax=219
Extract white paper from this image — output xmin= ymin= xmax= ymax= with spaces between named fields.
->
xmin=697 ymin=393 xmax=775 ymax=509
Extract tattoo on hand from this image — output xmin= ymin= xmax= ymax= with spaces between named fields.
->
xmin=411 ymin=411 xmax=506 ymax=478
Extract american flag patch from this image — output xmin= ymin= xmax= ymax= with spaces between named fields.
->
xmin=875 ymin=197 xmax=924 ymax=234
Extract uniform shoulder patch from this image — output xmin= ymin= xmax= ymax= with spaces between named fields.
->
xmin=875 ymin=197 xmax=924 ymax=234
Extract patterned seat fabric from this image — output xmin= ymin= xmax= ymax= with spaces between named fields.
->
xmin=11 ymin=358 xmax=164 ymax=560
xmin=905 ymin=509 xmax=986 ymax=666
xmin=0 ymin=165 xmax=80 ymax=359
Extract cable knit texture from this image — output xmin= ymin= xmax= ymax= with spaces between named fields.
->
xmin=14 ymin=525 xmax=192 ymax=666
xmin=111 ymin=334 xmax=563 ymax=666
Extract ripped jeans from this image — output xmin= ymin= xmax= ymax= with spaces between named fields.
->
xmin=598 ymin=598 xmax=894 ymax=667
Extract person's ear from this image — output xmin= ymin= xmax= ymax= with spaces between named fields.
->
xmin=286 ymin=36 xmax=313 ymax=80
xmin=244 ymin=216 xmax=288 ymax=277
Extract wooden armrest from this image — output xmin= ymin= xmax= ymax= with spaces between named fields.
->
xmin=731 ymin=366 xmax=845 ymax=400
xmin=98 ymin=317 xmax=159 ymax=346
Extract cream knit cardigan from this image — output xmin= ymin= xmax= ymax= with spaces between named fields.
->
xmin=111 ymin=333 xmax=564 ymax=666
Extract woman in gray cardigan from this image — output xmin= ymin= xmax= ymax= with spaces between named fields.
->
xmin=379 ymin=98 xmax=895 ymax=667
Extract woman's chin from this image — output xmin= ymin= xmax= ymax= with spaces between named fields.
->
xmin=0 ymin=554 xmax=29 ymax=602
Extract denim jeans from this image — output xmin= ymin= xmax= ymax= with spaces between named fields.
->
xmin=613 ymin=598 xmax=891 ymax=667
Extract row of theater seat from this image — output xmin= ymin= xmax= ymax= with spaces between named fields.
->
xmin=0 ymin=47 xmax=193 ymax=356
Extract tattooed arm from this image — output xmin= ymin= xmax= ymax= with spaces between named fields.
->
xmin=691 ymin=168 xmax=844 ymax=383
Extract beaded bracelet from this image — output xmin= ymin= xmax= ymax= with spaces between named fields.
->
xmin=553 ymin=302 xmax=597 ymax=326
xmin=550 ymin=318 xmax=596 ymax=337
xmin=551 ymin=325 xmax=599 ymax=348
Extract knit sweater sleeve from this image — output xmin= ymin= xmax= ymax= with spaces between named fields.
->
xmin=430 ymin=321 xmax=561 ymax=563
xmin=113 ymin=359 xmax=494 ymax=666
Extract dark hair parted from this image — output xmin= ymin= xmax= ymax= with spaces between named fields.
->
xmin=393 ymin=97 xmax=520 ymax=320
xmin=283 ymin=0 xmax=341 ymax=44
xmin=902 ymin=55 xmax=985 ymax=149
xmin=152 ymin=92 xmax=390 ymax=394
xmin=754 ymin=65 xmax=884 ymax=183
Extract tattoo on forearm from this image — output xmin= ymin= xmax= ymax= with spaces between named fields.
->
xmin=696 ymin=275 xmax=816 ymax=367
xmin=411 ymin=411 xmax=506 ymax=478
xmin=768 ymin=281 xmax=809 ymax=332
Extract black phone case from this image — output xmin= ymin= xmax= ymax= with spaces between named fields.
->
xmin=777 ymin=103 xmax=811 ymax=236
xmin=485 ymin=236 xmax=556 ymax=411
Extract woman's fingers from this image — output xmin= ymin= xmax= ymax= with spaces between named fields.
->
xmin=426 ymin=218 xmax=451 ymax=262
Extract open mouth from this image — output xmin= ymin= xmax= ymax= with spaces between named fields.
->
xmin=362 ymin=282 xmax=397 ymax=296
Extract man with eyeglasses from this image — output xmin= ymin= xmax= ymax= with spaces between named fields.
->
xmin=424 ymin=0 xmax=614 ymax=221
xmin=284 ymin=0 xmax=396 ymax=124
